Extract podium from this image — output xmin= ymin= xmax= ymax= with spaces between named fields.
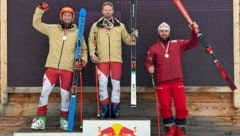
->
xmin=14 ymin=119 xmax=151 ymax=136
xmin=84 ymin=120 xmax=150 ymax=136
xmin=14 ymin=132 xmax=83 ymax=136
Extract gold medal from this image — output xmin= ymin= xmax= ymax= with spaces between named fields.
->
xmin=63 ymin=36 xmax=67 ymax=41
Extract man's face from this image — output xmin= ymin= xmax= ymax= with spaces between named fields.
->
xmin=62 ymin=12 xmax=73 ymax=23
xmin=159 ymin=29 xmax=170 ymax=40
xmin=102 ymin=5 xmax=114 ymax=18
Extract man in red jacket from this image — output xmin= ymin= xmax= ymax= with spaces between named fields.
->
xmin=145 ymin=21 xmax=199 ymax=136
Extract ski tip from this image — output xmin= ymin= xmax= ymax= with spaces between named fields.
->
xmin=80 ymin=8 xmax=86 ymax=15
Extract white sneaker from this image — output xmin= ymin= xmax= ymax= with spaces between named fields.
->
xmin=60 ymin=120 xmax=68 ymax=130
xmin=31 ymin=117 xmax=46 ymax=130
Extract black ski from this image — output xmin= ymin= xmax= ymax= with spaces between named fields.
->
xmin=130 ymin=0 xmax=137 ymax=107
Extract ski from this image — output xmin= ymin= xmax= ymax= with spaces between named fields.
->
xmin=93 ymin=32 xmax=100 ymax=117
xmin=173 ymin=0 xmax=237 ymax=91
xmin=130 ymin=0 xmax=137 ymax=107
xmin=67 ymin=8 xmax=87 ymax=131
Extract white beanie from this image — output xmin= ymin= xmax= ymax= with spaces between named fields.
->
xmin=158 ymin=22 xmax=170 ymax=32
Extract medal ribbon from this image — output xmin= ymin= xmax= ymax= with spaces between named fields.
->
xmin=160 ymin=41 xmax=170 ymax=56
xmin=63 ymin=29 xmax=69 ymax=41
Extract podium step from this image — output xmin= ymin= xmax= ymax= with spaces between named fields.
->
xmin=13 ymin=119 xmax=150 ymax=136
xmin=83 ymin=119 xmax=150 ymax=136
xmin=14 ymin=132 xmax=83 ymax=136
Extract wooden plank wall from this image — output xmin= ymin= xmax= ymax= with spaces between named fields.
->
xmin=1 ymin=91 xmax=240 ymax=136
xmin=3 ymin=91 xmax=239 ymax=118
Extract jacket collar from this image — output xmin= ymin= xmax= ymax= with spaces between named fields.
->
xmin=96 ymin=17 xmax=121 ymax=28
xmin=58 ymin=24 xmax=77 ymax=31
xmin=158 ymin=38 xmax=170 ymax=46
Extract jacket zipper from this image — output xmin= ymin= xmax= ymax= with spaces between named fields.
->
xmin=108 ymin=33 xmax=111 ymax=62
xmin=57 ymin=29 xmax=68 ymax=69
xmin=168 ymin=45 xmax=174 ymax=83
xmin=168 ymin=56 xmax=173 ymax=82
xmin=164 ymin=42 xmax=173 ymax=83
xmin=57 ymin=40 xmax=65 ymax=69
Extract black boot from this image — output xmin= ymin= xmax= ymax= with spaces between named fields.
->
xmin=111 ymin=103 xmax=120 ymax=118
xmin=99 ymin=104 xmax=109 ymax=118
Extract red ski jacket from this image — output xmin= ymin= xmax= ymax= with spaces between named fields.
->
xmin=145 ymin=31 xmax=199 ymax=85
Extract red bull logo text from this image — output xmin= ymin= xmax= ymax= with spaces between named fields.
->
xmin=98 ymin=123 xmax=136 ymax=136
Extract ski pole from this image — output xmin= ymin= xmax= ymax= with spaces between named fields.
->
xmin=95 ymin=65 xmax=100 ymax=117
xmin=149 ymin=58 xmax=160 ymax=136
xmin=94 ymin=32 xmax=100 ymax=117
xmin=79 ymin=68 xmax=83 ymax=128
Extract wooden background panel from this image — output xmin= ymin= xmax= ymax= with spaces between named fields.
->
xmin=7 ymin=92 xmax=233 ymax=103
xmin=3 ymin=92 xmax=239 ymax=117
xmin=3 ymin=101 xmax=239 ymax=117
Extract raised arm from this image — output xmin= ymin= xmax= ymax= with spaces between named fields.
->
xmin=32 ymin=2 xmax=51 ymax=36
xmin=181 ymin=21 xmax=199 ymax=51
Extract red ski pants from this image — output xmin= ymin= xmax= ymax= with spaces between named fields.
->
xmin=97 ymin=62 xmax=122 ymax=104
xmin=97 ymin=62 xmax=122 ymax=80
xmin=37 ymin=67 xmax=73 ymax=118
xmin=157 ymin=81 xmax=188 ymax=120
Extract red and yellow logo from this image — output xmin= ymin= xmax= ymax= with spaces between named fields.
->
xmin=98 ymin=123 xmax=136 ymax=136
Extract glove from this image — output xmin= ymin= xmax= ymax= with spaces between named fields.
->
xmin=91 ymin=53 xmax=99 ymax=63
xmin=189 ymin=21 xmax=199 ymax=34
xmin=148 ymin=66 xmax=154 ymax=74
xmin=131 ymin=29 xmax=139 ymax=38
xmin=74 ymin=60 xmax=86 ymax=70
xmin=148 ymin=58 xmax=154 ymax=73
xmin=131 ymin=29 xmax=138 ymax=45
xmin=38 ymin=1 xmax=49 ymax=11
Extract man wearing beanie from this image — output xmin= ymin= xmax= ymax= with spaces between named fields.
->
xmin=145 ymin=21 xmax=199 ymax=136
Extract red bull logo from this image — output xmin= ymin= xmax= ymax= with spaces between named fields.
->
xmin=98 ymin=123 xmax=136 ymax=136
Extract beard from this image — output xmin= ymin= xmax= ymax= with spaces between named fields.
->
xmin=60 ymin=20 xmax=73 ymax=29
xmin=159 ymin=36 xmax=170 ymax=43
xmin=104 ymin=13 xmax=113 ymax=19
xmin=104 ymin=15 xmax=112 ymax=19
